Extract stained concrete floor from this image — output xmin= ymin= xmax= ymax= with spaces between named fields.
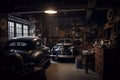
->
xmin=46 ymin=59 xmax=101 ymax=80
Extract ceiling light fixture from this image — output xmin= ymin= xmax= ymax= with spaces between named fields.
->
xmin=44 ymin=10 xmax=57 ymax=14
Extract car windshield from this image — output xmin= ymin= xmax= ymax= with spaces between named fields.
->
xmin=57 ymin=39 xmax=73 ymax=43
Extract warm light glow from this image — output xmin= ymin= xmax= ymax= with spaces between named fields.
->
xmin=44 ymin=10 xmax=57 ymax=14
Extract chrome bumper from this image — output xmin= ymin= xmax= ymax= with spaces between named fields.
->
xmin=50 ymin=54 xmax=75 ymax=58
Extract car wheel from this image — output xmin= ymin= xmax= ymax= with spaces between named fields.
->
xmin=8 ymin=53 xmax=24 ymax=70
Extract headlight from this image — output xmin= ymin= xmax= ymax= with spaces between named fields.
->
xmin=60 ymin=47 xmax=64 ymax=51
xmin=70 ymin=49 xmax=73 ymax=52
xmin=69 ymin=46 xmax=75 ymax=52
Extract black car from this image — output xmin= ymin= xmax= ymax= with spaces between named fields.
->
xmin=51 ymin=38 xmax=80 ymax=60
xmin=0 ymin=36 xmax=51 ymax=80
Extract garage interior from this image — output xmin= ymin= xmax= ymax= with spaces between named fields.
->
xmin=0 ymin=0 xmax=120 ymax=80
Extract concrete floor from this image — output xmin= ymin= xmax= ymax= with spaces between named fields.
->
xmin=46 ymin=59 xmax=101 ymax=80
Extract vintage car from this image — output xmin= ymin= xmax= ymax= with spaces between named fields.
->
xmin=51 ymin=38 xmax=80 ymax=61
xmin=0 ymin=36 xmax=51 ymax=80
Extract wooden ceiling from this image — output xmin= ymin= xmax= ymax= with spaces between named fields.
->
xmin=0 ymin=0 xmax=120 ymax=23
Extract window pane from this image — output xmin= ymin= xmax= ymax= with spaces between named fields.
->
xmin=16 ymin=23 xmax=22 ymax=37
xmin=8 ymin=21 xmax=14 ymax=39
xmin=23 ymin=25 xmax=28 ymax=36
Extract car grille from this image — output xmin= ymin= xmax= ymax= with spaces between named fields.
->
xmin=60 ymin=46 xmax=72 ymax=55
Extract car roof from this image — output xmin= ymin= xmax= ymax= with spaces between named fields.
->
xmin=8 ymin=36 xmax=41 ymax=42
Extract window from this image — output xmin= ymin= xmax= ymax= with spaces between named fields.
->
xmin=16 ymin=23 xmax=22 ymax=37
xmin=16 ymin=42 xmax=27 ymax=46
xmin=9 ymin=42 xmax=16 ymax=46
xmin=8 ymin=21 xmax=14 ymax=39
xmin=20 ymin=42 xmax=27 ymax=46
xmin=8 ymin=42 xmax=28 ymax=50
xmin=8 ymin=21 xmax=30 ymax=38
xmin=23 ymin=25 xmax=28 ymax=36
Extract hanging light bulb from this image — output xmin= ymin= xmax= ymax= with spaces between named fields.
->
xmin=44 ymin=10 xmax=57 ymax=14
